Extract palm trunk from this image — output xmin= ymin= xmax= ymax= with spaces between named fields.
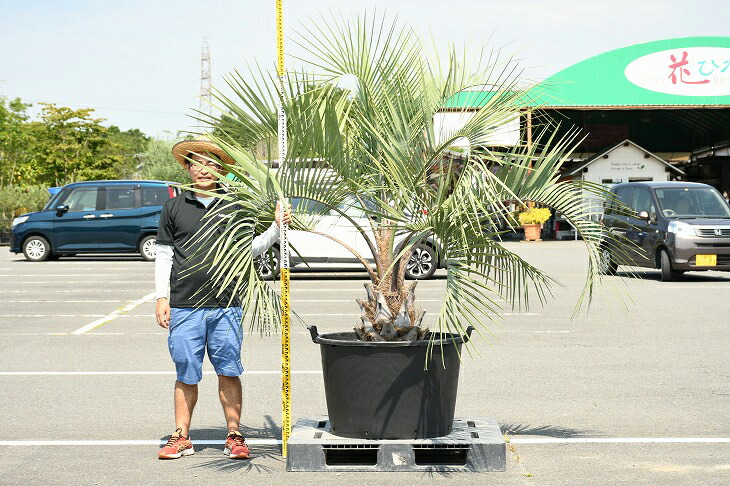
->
xmin=353 ymin=225 xmax=428 ymax=341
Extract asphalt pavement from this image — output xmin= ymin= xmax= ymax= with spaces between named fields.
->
xmin=0 ymin=242 xmax=728 ymax=485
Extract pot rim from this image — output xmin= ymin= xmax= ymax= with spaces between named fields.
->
xmin=308 ymin=326 xmax=473 ymax=347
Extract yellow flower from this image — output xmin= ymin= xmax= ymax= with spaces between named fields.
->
xmin=518 ymin=207 xmax=552 ymax=225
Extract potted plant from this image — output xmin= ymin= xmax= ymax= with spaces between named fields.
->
xmin=198 ymin=14 xmax=610 ymax=440
xmin=518 ymin=207 xmax=552 ymax=241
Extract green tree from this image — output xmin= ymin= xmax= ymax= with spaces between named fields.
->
xmin=107 ymin=126 xmax=150 ymax=178
xmin=138 ymin=139 xmax=191 ymax=184
xmin=0 ymin=185 xmax=49 ymax=231
xmin=0 ymin=97 xmax=32 ymax=186
xmin=22 ymin=103 xmax=124 ymax=186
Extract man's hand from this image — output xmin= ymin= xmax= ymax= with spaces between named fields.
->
xmin=156 ymin=298 xmax=171 ymax=329
xmin=275 ymin=200 xmax=292 ymax=227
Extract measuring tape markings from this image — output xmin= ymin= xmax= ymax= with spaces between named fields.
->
xmin=276 ymin=0 xmax=292 ymax=459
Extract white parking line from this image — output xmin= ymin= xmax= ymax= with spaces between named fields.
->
xmin=71 ymin=292 xmax=156 ymax=335
xmin=286 ymin=288 xmax=455 ymax=291
xmin=0 ymin=289 xmax=449 ymax=293
xmin=2 ymin=300 xmax=142 ymax=303
xmin=6 ymin=281 xmax=155 ymax=284
xmin=0 ymin=274 xmax=151 ymax=277
xmin=0 ymin=371 xmax=321 ymax=375
xmin=1 ymin=299 xmax=460 ymax=303
xmin=0 ymin=312 xmax=540 ymax=318
xmin=288 ymin=299 xmax=458 ymax=302
xmin=292 ymin=312 xmax=541 ymax=316
xmin=2 ymin=330 xmax=424 ymax=336
xmin=0 ymin=437 xmax=728 ymax=446
xmin=499 ymin=330 xmax=569 ymax=333
xmin=510 ymin=438 xmax=730 ymax=444
xmin=0 ymin=315 xmax=107 ymax=317
xmin=0 ymin=439 xmax=280 ymax=446
xmin=0 ymin=290 xmax=149 ymax=293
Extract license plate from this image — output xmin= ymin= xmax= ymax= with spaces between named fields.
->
xmin=696 ymin=254 xmax=717 ymax=266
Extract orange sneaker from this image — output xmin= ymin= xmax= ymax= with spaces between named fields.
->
xmin=224 ymin=430 xmax=250 ymax=459
xmin=158 ymin=428 xmax=194 ymax=459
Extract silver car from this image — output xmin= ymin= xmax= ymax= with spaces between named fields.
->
xmin=256 ymin=197 xmax=445 ymax=280
xmin=600 ymin=182 xmax=730 ymax=281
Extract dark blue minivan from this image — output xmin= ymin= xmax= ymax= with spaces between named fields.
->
xmin=10 ymin=180 xmax=180 ymax=261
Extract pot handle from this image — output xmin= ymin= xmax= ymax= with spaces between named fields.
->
xmin=463 ymin=325 xmax=475 ymax=343
xmin=308 ymin=325 xmax=319 ymax=343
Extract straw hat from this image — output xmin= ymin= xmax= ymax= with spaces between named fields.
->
xmin=171 ymin=138 xmax=235 ymax=169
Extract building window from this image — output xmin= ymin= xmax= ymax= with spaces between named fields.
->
xmin=629 ymin=177 xmax=653 ymax=182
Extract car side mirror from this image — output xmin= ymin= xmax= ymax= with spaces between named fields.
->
xmin=637 ymin=210 xmax=650 ymax=221
xmin=56 ymin=204 xmax=69 ymax=213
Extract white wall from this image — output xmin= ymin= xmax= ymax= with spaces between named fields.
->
xmin=579 ymin=143 xmax=671 ymax=220
xmin=582 ymin=144 xmax=670 ymax=186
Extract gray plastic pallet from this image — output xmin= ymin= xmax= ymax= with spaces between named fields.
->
xmin=286 ymin=416 xmax=506 ymax=472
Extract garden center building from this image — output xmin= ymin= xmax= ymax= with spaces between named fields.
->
xmin=446 ymin=36 xmax=730 ymax=192
xmin=443 ymin=36 xmax=730 ymax=237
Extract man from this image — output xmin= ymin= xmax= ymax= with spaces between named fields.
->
xmin=154 ymin=139 xmax=290 ymax=460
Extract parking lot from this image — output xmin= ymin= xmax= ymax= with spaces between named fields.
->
xmin=0 ymin=241 xmax=728 ymax=485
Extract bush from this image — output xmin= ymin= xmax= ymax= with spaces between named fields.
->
xmin=138 ymin=139 xmax=190 ymax=184
xmin=518 ymin=207 xmax=552 ymax=225
xmin=0 ymin=185 xmax=51 ymax=231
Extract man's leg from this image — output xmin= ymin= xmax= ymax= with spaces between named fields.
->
xmin=218 ymin=375 xmax=242 ymax=432
xmin=175 ymin=381 xmax=199 ymax=437
xmin=167 ymin=307 xmax=206 ymax=433
xmin=207 ymin=307 xmax=249 ymax=459
xmin=207 ymin=307 xmax=244 ymax=432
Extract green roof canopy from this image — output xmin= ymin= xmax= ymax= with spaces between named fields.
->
xmin=446 ymin=37 xmax=730 ymax=108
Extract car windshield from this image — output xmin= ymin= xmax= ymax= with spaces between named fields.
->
xmin=655 ymin=187 xmax=730 ymax=219
xmin=291 ymin=198 xmax=329 ymax=214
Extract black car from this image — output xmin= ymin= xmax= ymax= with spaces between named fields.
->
xmin=600 ymin=181 xmax=730 ymax=281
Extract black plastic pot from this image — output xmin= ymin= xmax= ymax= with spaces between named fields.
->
xmin=309 ymin=325 xmax=473 ymax=440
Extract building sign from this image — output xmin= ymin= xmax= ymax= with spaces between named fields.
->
xmin=624 ymin=47 xmax=730 ymax=96
xmin=609 ymin=160 xmax=646 ymax=171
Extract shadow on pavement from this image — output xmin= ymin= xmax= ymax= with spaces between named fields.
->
xmin=615 ymin=270 xmax=730 ymax=282
xmin=167 ymin=416 xmax=284 ymax=473
xmin=500 ymin=423 xmax=601 ymax=438
xmin=9 ymin=255 xmax=146 ymax=263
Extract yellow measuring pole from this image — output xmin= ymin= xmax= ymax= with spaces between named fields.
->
xmin=275 ymin=0 xmax=292 ymax=458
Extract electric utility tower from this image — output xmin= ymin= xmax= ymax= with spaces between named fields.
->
xmin=199 ymin=38 xmax=212 ymax=129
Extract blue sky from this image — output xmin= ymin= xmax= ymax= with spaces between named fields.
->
xmin=1 ymin=0 xmax=727 ymax=138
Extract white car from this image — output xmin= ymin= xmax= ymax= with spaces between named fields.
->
xmin=256 ymin=197 xmax=444 ymax=280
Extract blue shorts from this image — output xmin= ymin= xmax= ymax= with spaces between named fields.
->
xmin=168 ymin=307 xmax=244 ymax=385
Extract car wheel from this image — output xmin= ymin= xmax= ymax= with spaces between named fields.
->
xmin=256 ymin=247 xmax=280 ymax=281
xmin=599 ymin=246 xmax=618 ymax=275
xmin=659 ymin=249 xmax=674 ymax=282
xmin=139 ymin=235 xmax=157 ymax=261
xmin=23 ymin=236 xmax=51 ymax=262
xmin=405 ymin=244 xmax=438 ymax=280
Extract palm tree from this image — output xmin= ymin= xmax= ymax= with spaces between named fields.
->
xmin=198 ymin=13 xmax=609 ymax=343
